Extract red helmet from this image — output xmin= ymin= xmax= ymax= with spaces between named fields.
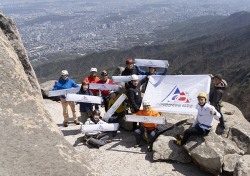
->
xmin=126 ymin=58 xmax=134 ymax=64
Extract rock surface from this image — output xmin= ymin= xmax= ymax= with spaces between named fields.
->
xmin=233 ymin=155 xmax=250 ymax=176
xmin=0 ymin=12 xmax=91 ymax=176
xmin=40 ymin=80 xmax=57 ymax=98
xmin=153 ymin=135 xmax=192 ymax=163
xmin=223 ymin=154 xmax=242 ymax=173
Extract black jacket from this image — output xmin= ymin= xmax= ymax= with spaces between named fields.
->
xmin=121 ymin=67 xmax=138 ymax=76
xmin=126 ymin=82 xmax=142 ymax=112
xmin=209 ymin=81 xmax=227 ymax=107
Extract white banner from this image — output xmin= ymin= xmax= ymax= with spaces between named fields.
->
xmin=103 ymin=94 xmax=127 ymax=121
xmin=135 ymin=58 xmax=169 ymax=68
xmin=112 ymin=75 xmax=147 ymax=83
xmin=66 ymin=94 xmax=102 ymax=104
xmin=143 ymin=75 xmax=211 ymax=115
xmin=89 ymin=83 xmax=120 ymax=91
xmin=48 ymin=87 xmax=80 ymax=97
xmin=81 ymin=123 xmax=119 ymax=132
xmin=125 ymin=115 xmax=165 ymax=124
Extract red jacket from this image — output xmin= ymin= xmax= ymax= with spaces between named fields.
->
xmin=97 ymin=79 xmax=114 ymax=97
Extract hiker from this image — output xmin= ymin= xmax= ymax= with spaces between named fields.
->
xmin=81 ymin=110 xmax=111 ymax=148
xmin=83 ymin=67 xmax=100 ymax=109
xmin=135 ymin=64 xmax=168 ymax=92
xmin=78 ymin=81 xmax=93 ymax=124
xmin=134 ymin=100 xmax=161 ymax=152
xmin=175 ymin=92 xmax=221 ymax=146
xmin=97 ymin=70 xmax=114 ymax=112
xmin=53 ymin=70 xmax=80 ymax=127
xmin=209 ymin=74 xmax=227 ymax=128
xmin=121 ymin=58 xmax=138 ymax=76
xmin=108 ymin=90 xmax=126 ymax=136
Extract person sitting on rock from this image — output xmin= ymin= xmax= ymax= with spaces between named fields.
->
xmin=53 ymin=70 xmax=80 ymax=127
xmin=175 ymin=92 xmax=221 ymax=146
xmin=134 ymin=100 xmax=161 ymax=152
xmin=78 ymin=81 xmax=93 ymax=124
xmin=81 ymin=109 xmax=111 ymax=148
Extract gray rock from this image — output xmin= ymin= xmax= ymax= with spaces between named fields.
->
xmin=112 ymin=66 xmax=124 ymax=76
xmin=184 ymin=132 xmax=225 ymax=175
xmin=153 ymin=135 xmax=191 ymax=163
xmin=40 ymin=80 xmax=57 ymax=98
xmin=0 ymin=12 xmax=92 ymax=176
xmin=119 ymin=116 xmax=134 ymax=131
xmin=228 ymin=124 xmax=250 ymax=154
xmin=233 ymin=155 xmax=250 ymax=176
xmin=223 ymin=154 xmax=242 ymax=173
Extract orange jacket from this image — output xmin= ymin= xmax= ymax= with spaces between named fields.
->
xmin=136 ymin=108 xmax=160 ymax=130
xmin=83 ymin=76 xmax=100 ymax=95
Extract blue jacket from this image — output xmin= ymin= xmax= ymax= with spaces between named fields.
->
xmin=53 ymin=77 xmax=79 ymax=99
xmin=78 ymin=88 xmax=93 ymax=112
xmin=135 ymin=65 xmax=168 ymax=75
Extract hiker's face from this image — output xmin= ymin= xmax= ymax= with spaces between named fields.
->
xmin=213 ymin=78 xmax=221 ymax=85
xmin=93 ymin=114 xmax=100 ymax=121
xmin=91 ymin=71 xmax=97 ymax=77
xmin=131 ymin=80 xmax=138 ymax=86
xmin=83 ymin=84 xmax=88 ymax=90
xmin=101 ymin=75 xmax=108 ymax=81
xmin=198 ymin=97 xmax=206 ymax=106
xmin=127 ymin=63 xmax=134 ymax=69
xmin=143 ymin=105 xmax=150 ymax=111
xmin=149 ymin=67 xmax=155 ymax=74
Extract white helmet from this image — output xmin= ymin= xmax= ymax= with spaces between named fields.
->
xmin=61 ymin=70 xmax=69 ymax=76
xmin=143 ymin=99 xmax=150 ymax=106
xmin=131 ymin=74 xmax=139 ymax=81
xmin=90 ymin=68 xmax=97 ymax=72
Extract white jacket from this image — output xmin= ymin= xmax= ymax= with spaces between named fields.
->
xmin=192 ymin=103 xmax=221 ymax=130
xmin=81 ymin=118 xmax=107 ymax=136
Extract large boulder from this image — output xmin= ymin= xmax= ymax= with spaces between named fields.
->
xmin=184 ymin=132 xmax=225 ymax=175
xmin=233 ymin=155 xmax=250 ymax=176
xmin=153 ymin=135 xmax=191 ymax=163
xmin=0 ymin=12 xmax=92 ymax=175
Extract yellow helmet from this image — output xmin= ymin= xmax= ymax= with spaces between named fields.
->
xmin=197 ymin=92 xmax=207 ymax=99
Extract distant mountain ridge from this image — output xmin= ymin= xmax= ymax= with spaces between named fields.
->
xmin=34 ymin=11 xmax=250 ymax=121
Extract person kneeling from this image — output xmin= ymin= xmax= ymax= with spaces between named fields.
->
xmin=134 ymin=100 xmax=160 ymax=152
xmin=175 ymin=92 xmax=221 ymax=146
xmin=82 ymin=110 xmax=111 ymax=148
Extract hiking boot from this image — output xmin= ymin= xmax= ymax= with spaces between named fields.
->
xmin=134 ymin=144 xmax=142 ymax=148
xmin=106 ymin=139 xmax=112 ymax=143
xmin=74 ymin=120 xmax=80 ymax=125
xmin=174 ymin=140 xmax=184 ymax=146
xmin=177 ymin=134 xmax=184 ymax=140
xmin=147 ymin=145 xmax=152 ymax=152
xmin=63 ymin=121 xmax=69 ymax=127
xmin=218 ymin=123 xmax=225 ymax=129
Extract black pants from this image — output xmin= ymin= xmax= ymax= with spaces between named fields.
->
xmin=87 ymin=133 xmax=109 ymax=148
xmin=182 ymin=124 xmax=210 ymax=144
xmin=216 ymin=105 xmax=225 ymax=126
xmin=134 ymin=126 xmax=158 ymax=145
xmin=102 ymin=96 xmax=110 ymax=112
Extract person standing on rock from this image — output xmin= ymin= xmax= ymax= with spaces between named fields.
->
xmin=78 ymin=81 xmax=93 ymax=124
xmin=134 ymin=100 xmax=161 ymax=152
xmin=83 ymin=68 xmax=100 ymax=110
xmin=97 ymin=70 xmax=114 ymax=112
xmin=209 ymin=74 xmax=227 ymax=128
xmin=53 ymin=70 xmax=80 ymax=127
xmin=81 ymin=110 xmax=111 ymax=148
xmin=175 ymin=92 xmax=221 ymax=146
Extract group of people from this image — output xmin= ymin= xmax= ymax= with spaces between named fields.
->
xmin=52 ymin=58 xmax=227 ymax=150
